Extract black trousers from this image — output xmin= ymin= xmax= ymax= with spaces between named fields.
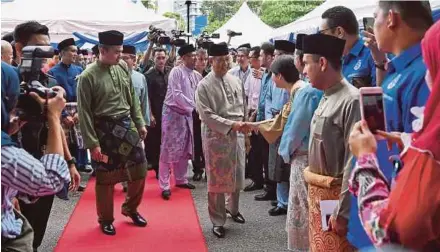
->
xmin=19 ymin=195 xmax=55 ymax=252
xmin=192 ymin=111 xmax=205 ymax=174
xmin=145 ymin=121 xmax=162 ymax=173
xmin=247 ymin=132 xmax=264 ymax=185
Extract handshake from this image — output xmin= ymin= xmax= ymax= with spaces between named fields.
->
xmin=231 ymin=122 xmax=259 ymax=134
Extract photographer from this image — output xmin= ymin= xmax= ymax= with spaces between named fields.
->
xmin=139 ymin=27 xmax=176 ymax=73
xmin=1 ymin=61 xmax=70 ymax=251
xmin=12 ymin=21 xmax=80 ymax=252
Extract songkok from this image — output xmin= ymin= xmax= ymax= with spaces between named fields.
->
xmin=54 ymin=49 xmax=59 ymax=56
xmin=92 ymin=44 xmax=99 ymax=55
xmin=123 ymin=45 xmax=136 ymax=55
xmin=270 ymin=55 xmax=299 ymax=83
xmin=98 ymin=30 xmax=124 ymax=46
xmin=178 ymin=44 xmax=195 ymax=57
xmin=81 ymin=49 xmax=89 ymax=56
xmin=58 ymin=38 xmax=76 ymax=51
xmin=295 ymin=34 xmax=306 ymax=50
xmin=303 ymin=34 xmax=345 ymax=59
xmin=209 ymin=43 xmax=229 ymax=56
xmin=274 ymin=40 xmax=296 ymax=53
xmin=238 ymin=43 xmax=251 ymax=49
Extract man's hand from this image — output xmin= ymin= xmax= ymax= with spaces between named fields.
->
xmin=12 ymin=197 xmax=21 ymax=212
xmin=138 ymin=126 xmax=148 ymax=140
xmin=73 ymin=113 xmax=79 ymax=124
xmin=150 ymin=115 xmax=156 ymax=128
xmin=249 ymin=111 xmax=257 ymax=122
xmin=328 ymin=215 xmax=348 ymax=237
xmin=29 ymin=86 xmax=66 ymax=118
xmin=68 ymin=165 xmax=81 ymax=192
xmin=252 ymin=68 xmax=263 ymax=80
xmin=231 ymin=122 xmax=244 ymax=132
xmin=362 ymin=29 xmax=387 ymax=65
xmin=8 ymin=113 xmax=27 ymax=135
xmin=91 ymin=146 xmax=103 ymax=162
xmin=63 ymin=116 xmax=75 ymax=127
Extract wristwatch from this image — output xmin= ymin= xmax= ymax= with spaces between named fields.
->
xmin=66 ymin=157 xmax=77 ymax=166
xmin=374 ymin=60 xmax=387 ymax=71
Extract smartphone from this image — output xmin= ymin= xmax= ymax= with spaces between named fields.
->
xmin=351 ymin=75 xmax=372 ymax=89
xmin=363 ymin=17 xmax=375 ymax=31
xmin=359 ymin=87 xmax=386 ymax=135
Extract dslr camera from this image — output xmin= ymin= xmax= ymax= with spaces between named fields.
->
xmin=148 ymin=25 xmax=171 ymax=45
xmin=16 ymin=46 xmax=57 ymax=121
xmin=196 ymin=31 xmax=220 ymax=49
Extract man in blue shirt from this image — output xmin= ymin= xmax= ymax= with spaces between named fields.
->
xmin=48 ymin=38 xmax=92 ymax=174
xmin=320 ymin=6 xmax=376 ymax=88
xmin=253 ymin=42 xmax=276 ymax=201
xmin=262 ymin=40 xmax=294 ymax=216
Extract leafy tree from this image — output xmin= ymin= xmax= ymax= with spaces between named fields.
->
xmin=141 ymin=0 xmax=156 ymax=10
xmin=201 ymin=0 xmax=324 ymax=33
xmin=163 ymin=12 xmax=186 ymax=31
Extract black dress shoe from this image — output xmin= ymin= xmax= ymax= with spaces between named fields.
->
xmin=77 ymin=185 xmax=86 ymax=192
xmin=176 ymin=183 xmax=196 ymax=189
xmin=212 ymin=226 xmax=225 ymax=238
xmin=226 ymin=210 xmax=245 ymax=224
xmin=243 ymin=182 xmax=263 ymax=192
xmin=254 ymin=191 xmax=276 ymax=201
xmin=100 ymin=223 xmax=116 ymax=235
xmin=162 ymin=190 xmax=171 ymax=200
xmin=192 ymin=172 xmax=203 ymax=181
xmin=268 ymin=206 xmax=287 ymax=216
xmin=271 ymin=200 xmax=278 ymax=207
xmin=123 ymin=212 xmax=148 ymax=227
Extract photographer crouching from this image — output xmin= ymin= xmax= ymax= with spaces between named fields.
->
xmin=1 ymin=61 xmax=70 ymax=251
xmin=10 ymin=21 xmax=81 ymax=252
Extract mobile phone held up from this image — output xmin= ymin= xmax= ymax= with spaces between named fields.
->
xmin=363 ymin=17 xmax=375 ymax=31
xmin=359 ymin=87 xmax=387 ymax=136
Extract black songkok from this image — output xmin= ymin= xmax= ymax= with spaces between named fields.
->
xmin=302 ymin=34 xmax=345 ymax=59
xmin=238 ymin=43 xmax=251 ymax=49
xmin=274 ymin=40 xmax=296 ymax=53
xmin=123 ymin=45 xmax=136 ymax=55
xmin=98 ymin=30 xmax=124 ymax=46
xmin=177 ymin=44 xmax=195 ymax=57
xmin=58 ymin=38 xmax=76 ymax=51
xmin=209 ymin=43 xmax=229 ymax=56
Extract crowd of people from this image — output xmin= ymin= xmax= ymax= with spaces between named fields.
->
xmin=1 ymin=1 xmax=439 ymax=252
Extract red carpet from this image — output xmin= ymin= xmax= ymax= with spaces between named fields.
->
xmin=55 ymin=171 xmax=208 ymax=252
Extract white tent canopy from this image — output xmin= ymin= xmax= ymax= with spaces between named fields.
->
xmin=1 ymin=0 xmax=176 ymax=42
xmin=270 ymin=0 xmax=440 ymax=40
xmin=213 ymin=2 xmax=274 ymax=47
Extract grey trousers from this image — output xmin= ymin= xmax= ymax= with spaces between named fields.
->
xmin=208 ymin=191 xmax=240 ymax=227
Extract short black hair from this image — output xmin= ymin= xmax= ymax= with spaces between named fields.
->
xmin=260 ymin=42 xmax=274 ymax=56
xmin=322 ymin=6 xmax=359 ymax=35
xmin=13 ymin=21 xmax=49 ymax=45
xmin=379 ymin=1 xmax=433 ymax=31
xmin=311 ymin=54 xmax=342 ymax=71
xmin=295 ymin=49 xmax=304 ymax=66
xmin=270 ymin=55 xmax=299 ymax=84
xmin=250 ymin=46 xmax=260 ymax=58
xmin=153 ymin=47 xmax=167 ymax=57
xmin=2 ymin=32 xmax=14 ymax=43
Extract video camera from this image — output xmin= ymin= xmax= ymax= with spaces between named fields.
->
xmin=16 ymin=46 xmax=58 ymax=121
xmin=171 ymin=29 xmax=191 ymax=47
xmin=227 ymin=30 xmax=242 ymax=37
xmin=148 ymin=25 xmax=171 ymax=45
xmin=196 ymin=31 xmax=220 ymax=49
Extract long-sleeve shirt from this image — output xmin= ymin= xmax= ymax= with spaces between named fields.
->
xmin=228 ymin=65 xmax=251 ymax=87
xmin=1 ymin=147 xmax=70 ymax=238
xmin=265 ymin=81 xmax=290 ymax=120
xmin=382 ymin=43 xmax=430 ymax=133
xmin=164 ymin=65 xmax=202 ymax=114
xmin=342 ymin=39 xmax=376 ymax=87
xmin=195 ymin=72 xmax=245 ymax=135
xmin=131 ymin=70 xmax=151 ymax=126
xmin=47 ymin=62 xmax=83 ymax=102
xmin=256 ymin=71 xmax=273 ymax=121
xmin=278 ymin=82 xmax=323 ymax=163
xmin=308 ymin=79 xmax=360 ymax=219
xmin=244 ymin=71 xmax=261 ymax=110
xmin=77 ymin=60 xmax=145 ymax=149
xmin=144 ymin=66 xmax=171 ymax=121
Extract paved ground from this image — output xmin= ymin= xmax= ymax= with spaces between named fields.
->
xmin=41 ymin=166 xmax=290 ymax=252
